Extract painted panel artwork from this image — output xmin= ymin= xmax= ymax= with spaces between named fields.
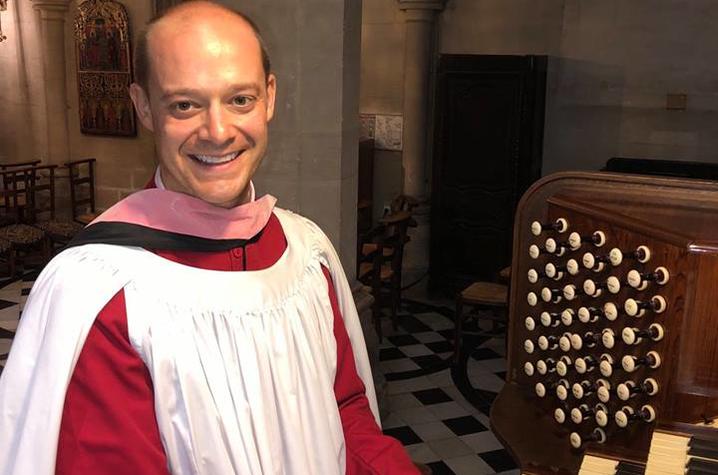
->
xmin=74 ymin=0 xmax=136 ymax=136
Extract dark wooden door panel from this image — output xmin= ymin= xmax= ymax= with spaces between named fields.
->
xmin=430 ymin=55 xmax=546 ymax=294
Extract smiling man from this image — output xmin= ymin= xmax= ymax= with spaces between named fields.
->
xmin=0 ymin=2 xmax=419 ymax=474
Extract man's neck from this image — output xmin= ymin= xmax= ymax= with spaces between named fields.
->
xmin=153 ymin=167 xmax=256 ymax=204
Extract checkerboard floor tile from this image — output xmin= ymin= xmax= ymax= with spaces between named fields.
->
xmin=0 ymin=267 xmax=519 ymax=474
xmin=375 ymin=299 xmax=519 ymax=474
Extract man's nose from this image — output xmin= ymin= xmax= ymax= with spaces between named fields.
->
xmin=198 ymin=105 xmax=233 ymax=144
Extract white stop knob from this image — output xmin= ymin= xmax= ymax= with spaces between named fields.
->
xmin=596 ymin=410 xmax=609 ymax=427
xmin=570 ymin=432 xmax=582 ymax=449
xmin=622 ymin=356 xmax=637 ymax=373
xmin=545 ymin=238 xmax=557 ymax=254
xmin=624 ymin=298 xmax=641 ymax=317
xmin=617 ymin=383 xmax=633 ymax=401
xmin=644 ymin=378 xmax=659 ymax=396
xmin=561 ymin=309 xmax=574 ymax=326
xmin=556 ymin=384 xmax=568 ymax=400
xmin=570 ymin=333 xmax=583 ymax=350
xmin=536 ymin=359 xmax=548 ymax=374
xmin=601 ymin=329 xmax=616 ymax=349
xmin=577 ymin=307 xmax=591 ymax=323
xmin=609 ymin=248 xmax=623 ymax=266
xmin=528 ymin=268 xmax=539 ymax=283
xmin=537 ymin=336 xmax=550 ymax=351
xmin=607 ymin=276 xmax=621 ymax=294
xmin=597 ymin=386 xmax=611 ymax=403
xmin=570 ymin=407 xmax=584 ymax=424
xmin=544 ymin=263 xmax=557 ymax=279
xmin=567 ymin=259 xmax=580 ymax=275
xmin=655 ymin=266 xmax=670 ymax=285
xmin=652 ymin=295 xmax=667 ymax=313
xmin=541 ymin=287 xmax=553 ymax=303
xmin=530 ymin=221 xmax=543 ymax=236
xmin=559 ymin=335 xmax=572 ymax=352
xmin=583 ymin=279 xmax=598 ymax=297
xmin=627 ymin=269 xmax=645 ymax=289
xmin=563 ymin=285 xmax=577 ymax=301
xmin=647 ymin=350 xmax=662 ymax=369
xmin=535 ymin=382 xmax=546 ymax=397
xmin=641 ymin=405 xmax=656 ymax=422
xmin=527 ymin=292 xmax=538 ymax=306
xmin=529 ymin=244 xmax=540 ymax=259
xmin=593 ymin=231 xmax=606 ymax=247
xmin=524 ymin=339 xmax=535 ymax=354
xmin=556 ymin=360 xmax=569 ymax=376
xmin=540 ymin=312 xmax=554 ymax=327
xmin=582 ymin=252 xmax=595 ymax=269
xmin=555 ymin=218 xmax=568 ymax=233
xmin=599 ymin=364 xmax=613 ymax=379
xmin=604 ymin=302 xmax=618 ymax=321
xmin=555 ymin=408 xmax=566 ymax=424
xmin=575 ymin=358 xmax=587 ymax=374
xmin=622 ymin=327 xmax=640 ymax=345
xmin=525 ymin=317 xmax=536 ymax=331
xmin=568 ymin=232 xmax=582 ymax=250
xmin=637 ymin=245 xmax=651 ymax=263
xmin=615 ymin=408 xmax=631 ymax=428
xmin=572 ymin=383 xmax=585 ymax=399
xmin=524 ymin=362 xmax=535 ymax=376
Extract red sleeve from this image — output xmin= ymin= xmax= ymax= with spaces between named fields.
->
xmin=322 ymin=266 xmax=420 ymax=475
xmin=56 ymin=289 xmax=170 ymax=475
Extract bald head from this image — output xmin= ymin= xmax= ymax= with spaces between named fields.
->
xmin=133 ymin=1 xmax=271 ymax=94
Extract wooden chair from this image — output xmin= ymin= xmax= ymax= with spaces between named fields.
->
xmin=0 ymin=167 xmax=50 ymax=273
xmin=453 ymin=268 xmax=510 ymax=364
xmin=357 ymin=211 xmax=414 ymax=340
xmin=65 ymin=158 xmax=99 ymax=225
xmin=25 ymin=165 xmax=84 ymax=253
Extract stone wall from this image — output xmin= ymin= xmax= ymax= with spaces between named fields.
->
xmin=360 ymin=0 xmax=718 ymax=182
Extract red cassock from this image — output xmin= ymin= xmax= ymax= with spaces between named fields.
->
xmin=0 ymin=179 xmax=419 ymax=475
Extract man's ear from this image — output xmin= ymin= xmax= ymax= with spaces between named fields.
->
xmin=265 ymin=73 xmax=276 ymax=122
xmin=129 ymin=83 xmax=155 ymax=132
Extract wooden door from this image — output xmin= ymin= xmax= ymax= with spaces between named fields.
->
xmin=429 ymin=55 xmax=547 ymax=294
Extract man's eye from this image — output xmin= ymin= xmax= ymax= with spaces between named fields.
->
xmin=233 ymin=96 xmax=253 ymax=107
xmin=174 ymin=101 xmax=193 ymax=112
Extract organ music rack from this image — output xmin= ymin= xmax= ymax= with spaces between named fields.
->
xmin=490 ymin=172 xmax=718 ymax=474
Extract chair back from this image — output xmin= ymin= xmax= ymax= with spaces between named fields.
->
xmin=0 ymin=167 xmax=37 ymax=225
xmin=23 ymin=165 xmax=58 ymax=224
xmin=64 ymin=158 xmax=97 ymax=223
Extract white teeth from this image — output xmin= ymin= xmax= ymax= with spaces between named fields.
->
xmin=193 ymin=152 xmax=238 ymax=164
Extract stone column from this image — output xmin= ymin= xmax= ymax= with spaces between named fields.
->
xmin=32 ymin=0 xmax=71 ymax=165
xmin=397 ymin=0 xmax=446 ymax=288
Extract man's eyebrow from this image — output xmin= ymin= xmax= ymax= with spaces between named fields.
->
xmin=160 ymin=84 xmax=262 ymax=102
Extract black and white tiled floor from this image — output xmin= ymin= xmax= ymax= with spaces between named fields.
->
xmin=376 ymin=299 xmax=517 ymax=475
xmin=0 ymin=270 xmax=518 ymax=475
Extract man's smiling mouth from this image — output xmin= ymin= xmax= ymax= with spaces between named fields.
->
xmin=189 ymin=151 xmax=241 ymax=165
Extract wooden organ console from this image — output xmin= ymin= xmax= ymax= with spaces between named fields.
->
xmin=490 ymin=172 xmax=718 ymax=474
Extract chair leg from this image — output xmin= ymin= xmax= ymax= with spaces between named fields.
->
xmin=454 ymin=297 xmax=464 ymax=364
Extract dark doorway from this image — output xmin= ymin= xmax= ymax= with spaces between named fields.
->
xmin=429 ymin=54 xmax=547 ymax=295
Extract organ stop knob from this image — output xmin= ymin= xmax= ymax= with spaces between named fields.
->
xmin=627 ymin=266 xmax=670 ymax=290
xmin=622 ymin=351 xmax=662 ymax=373
xmin=621 ymin=324 xmax=664 ymax=345
xmin=544 ymin=263 xmax=565 ymax=280
xmin=594 ymin=403 xmax=610 ymax=427
xmin=577 ymin=306 xmax=601 ymax=323
xmin=555 ymin=356 xmax=573 ymax=376
xmin=531 ymin=218 xmax=569 ymax=236
xmin=599 ymin=354 xmax=616 ymax=378
xmin=624 ymin=295 xmax=667 ymax=317
xmin=568 ymin=230 xmax=606 ymax=249
xmin=617 ymin=378 xmax=659 ymax=401
xmin=614 ymin=405 xmax=656 ymax=428
xmin=570 ymin=428 xmax=607 ymax=449
xmin=540 ymin=311 xmax=561 ymax=328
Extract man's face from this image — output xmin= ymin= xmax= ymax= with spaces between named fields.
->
xmin=130 ymin=15 xmax=275 ymax=208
